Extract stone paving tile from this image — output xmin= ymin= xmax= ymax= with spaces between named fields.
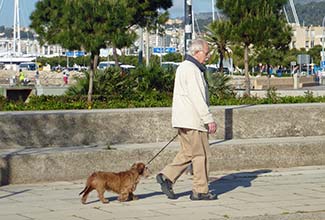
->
xmin=220 ymin=207 xmax=287 ymax=218
xmin=0 ymin=214 xmax=33 ymax=220
xmin=23 ymin=208 xmax=115 ymax=220
xmin=281 ymin=204 xmax=325 ymax=213
xmin=270 ymin=199 xmax=325 ymax=208
xmin=0 ymin=202 xmax=50 ymax=216
xmin=146 ymin=206 xmax=225 ymax=218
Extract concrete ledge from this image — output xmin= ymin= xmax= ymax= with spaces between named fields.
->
xmin=1 ymin=136 xmax=325 ymax=185
xmin=1 ymin=104 xmax=325 ymax=185
xmin=1 ymin=103 xmax=325 ymax=148
xmin=253 ymin=76 xmax=316 ymax=89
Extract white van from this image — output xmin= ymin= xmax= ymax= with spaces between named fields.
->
xmin=97 ymin=61 xmax=120 ymax=70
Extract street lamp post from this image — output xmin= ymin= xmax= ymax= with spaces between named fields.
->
xmin=212 ymin=0 xmax=215 ymax=22
xmin=322 ymin=16 xmax=325 ymax=71
xmin=184 ymin=0 xmax=192 ymax=56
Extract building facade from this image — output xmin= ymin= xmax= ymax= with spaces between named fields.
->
xmin=290 ymin=24 xmax=324 ymax=51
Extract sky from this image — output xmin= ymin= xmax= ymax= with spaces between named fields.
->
xmin=0 ymin=0 xmax=214 ymax=27
xmin=169 ymin=0 xmax=214 ymax=18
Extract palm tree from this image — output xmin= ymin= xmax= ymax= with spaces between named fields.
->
xmin=205 ymin=20 xmax=233 ymax=73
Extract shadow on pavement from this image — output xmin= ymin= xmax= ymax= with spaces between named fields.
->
xmin=175 ymin=169 xmax=272 ymax=199
xmin=82 ymin=191 xmax=164 ymax=204
xmin=209 ymin=169 xmax=272 ymax=196
xmin=137 ymin=191 xmax=164 ymax=199
xmin=0 ymin=189 xmax=31 ymax=199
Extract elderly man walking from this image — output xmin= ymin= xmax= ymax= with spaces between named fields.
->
xmin=157 ymin=39 xmax=218 ymax=200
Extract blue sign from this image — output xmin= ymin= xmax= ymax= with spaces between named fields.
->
xmin=153 ymin=47 xmax=176 ymax=54
xmin=153 ymin=47 xmax=163 ymax=53
xmin=321 ymin=61 xmax=325 ymax=68
xmin=75 ymin=51 xmax=85 ymax=57
xmin=165 ymin=47 xmax=176 ymax=53
xmin=66 ymin=51 xmax=85 ymax=57
xmin=66 ymin=51 xmax=75 ymax=57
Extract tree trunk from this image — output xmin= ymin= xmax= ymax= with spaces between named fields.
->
xmin=267 ymin=63 xmax=270 ymax=90
xmin=113 ymin=46 xmax=119 ymax=67
xmin=88 ymin=52 xmax=99 ymax=107
xmin=219 ymin=49 xmax=224 ymax=74
xmin=244 ymin=44 xmax=250 ymax=96
xmin=146 ymin=28 xmax=150 ymax=67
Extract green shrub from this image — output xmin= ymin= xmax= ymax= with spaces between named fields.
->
xmin=1 ymin=63 xmax=325 ymax=111
xmin=206 ymin=72 xmax=236 ymax=100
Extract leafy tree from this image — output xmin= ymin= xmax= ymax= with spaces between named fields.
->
xmin=216 ymin=0 xmax=291 ymax=95
xmin=162 ymin=52 xmax=183 ymax=63
xmin=30 ymin=0 xmax=172 ymax=105
xmin=255 ymin=12 xmax=292 ymax=78
xmin=307 ymin=45 xmax=322 ymax=66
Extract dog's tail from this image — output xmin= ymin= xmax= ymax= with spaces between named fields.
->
xmin=79 ymin=172 xmax=97 ymax=196
xmin=79 ymin=186 xmax=89 ymax=196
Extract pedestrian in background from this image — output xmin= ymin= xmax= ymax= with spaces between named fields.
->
xmin=63 ymin=70 xmax=69 ymax=85
xmin=35 ymin=70 xmax=40 ymax=85
xmin=156 ymin=39 xmax=218 ymax=201
xmin=18 ymin=69 xmax=27 ymax=85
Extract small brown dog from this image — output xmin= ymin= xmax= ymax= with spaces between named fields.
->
xmin=79 ymin=162 xmax=149 ymax=204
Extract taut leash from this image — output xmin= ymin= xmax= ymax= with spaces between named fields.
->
xmin=146 ymin=134 xmax=178 ymax=166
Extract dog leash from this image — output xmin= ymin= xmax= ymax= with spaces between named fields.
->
xmin=146 ymin=134 xmax=178 ymax=166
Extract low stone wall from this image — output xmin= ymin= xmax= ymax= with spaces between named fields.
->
xmin=253 ymin=75 xmax=316 ymax=89
xmin=1 ymin=103 xmax=325 ymax=149
xmin=1 ymin=103 xmax=325 ymax=184
xmin=2 ymin=136 xmax=325 ymax=184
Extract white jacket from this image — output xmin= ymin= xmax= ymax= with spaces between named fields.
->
xmin=172 ymin=60 xmax=214 ymax=131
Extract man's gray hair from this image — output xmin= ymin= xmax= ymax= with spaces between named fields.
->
xmin=188 ymin=39 xmax=207 ymax=56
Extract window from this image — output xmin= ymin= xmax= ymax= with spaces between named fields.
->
xmin=311 ymin=30 xmax=315 ymax=38
xmin=311 ymin=40 xmax=314 ymax=48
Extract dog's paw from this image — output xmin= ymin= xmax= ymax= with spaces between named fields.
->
xmin=101 ymin=199 xmax=110 ymax=204
xmin=118 ymin=195 xmax=129 ymax=202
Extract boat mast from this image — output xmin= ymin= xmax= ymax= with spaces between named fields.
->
xmin=13 ymin=0 xmax=21 ymax=56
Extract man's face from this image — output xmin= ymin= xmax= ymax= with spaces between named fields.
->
xmin=195 ymin=43 xmax=210 ymax=64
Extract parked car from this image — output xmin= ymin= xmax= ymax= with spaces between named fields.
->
xmin=206 ymin=64 xmax=230 ymax=74
xmin=161 ymin=61 xmax=180 ymax=70
xmin=120 ymin=64 xmax=135 ymax=74
xmin=97 ymin=61 xmax=121 ymax=70
xmin=206 ymin=64 xmax=218 ymax=73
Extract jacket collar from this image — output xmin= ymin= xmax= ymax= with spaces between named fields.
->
xmin=185 ymin=54 xmax=206 ymax=72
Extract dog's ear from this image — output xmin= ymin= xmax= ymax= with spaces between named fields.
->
xmin=131 ymin=163 xmax=137 ymax=169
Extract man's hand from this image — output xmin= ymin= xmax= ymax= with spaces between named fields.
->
xmin=208 ymin=122 xmax=217 ymax=134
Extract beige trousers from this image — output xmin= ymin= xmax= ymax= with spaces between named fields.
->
xmin=160 ymin=129 xmax=211 ymax=193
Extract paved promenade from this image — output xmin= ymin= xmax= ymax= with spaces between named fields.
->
xmin=1 ymin=166 xmax=325 ymax=220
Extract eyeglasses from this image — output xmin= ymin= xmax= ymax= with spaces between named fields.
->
xmin=200 ymin=50 xmax=210 ymax=56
